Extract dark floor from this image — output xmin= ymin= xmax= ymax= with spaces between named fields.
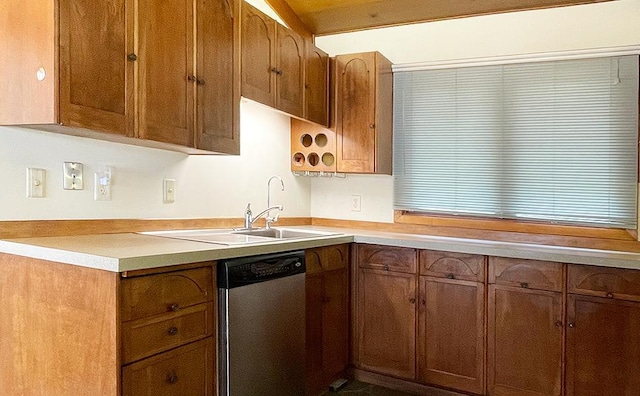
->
xmin=322 ymin=380 xmax=416 ymax=396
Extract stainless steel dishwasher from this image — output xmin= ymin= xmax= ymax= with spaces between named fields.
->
xmin=218 ymin=250 xmax=306 ymax=396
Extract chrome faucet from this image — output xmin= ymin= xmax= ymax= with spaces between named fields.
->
xmin=242 ymin=176 xmax=285 ymax=229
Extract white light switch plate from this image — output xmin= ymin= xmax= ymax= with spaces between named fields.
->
xmin=27 ymin=168 xmax=46 ymax=198
xmin=351 ymin=195 xmax=362 ymax=212
xmin=164 ymin=179 xmax=175 ymax=203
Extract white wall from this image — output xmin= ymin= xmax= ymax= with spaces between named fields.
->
xmin=0 ymin=100 xmax=310 ymax=220
xmin=311 ymin=0 xmax=640 ymax=223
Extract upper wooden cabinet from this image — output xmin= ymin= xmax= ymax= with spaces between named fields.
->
xmin=241 ymin=2 xmax=305 ymax=118
xmin=304 ymin=43 xmax=330 ymax=126
xmin=335 ymin=52 xmax=393 ymax=174
xmin=1 ymin=0 xmax=240 ymax=154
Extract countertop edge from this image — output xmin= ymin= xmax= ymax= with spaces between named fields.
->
xmin=3 ymin=227 xmax=640 ymax=272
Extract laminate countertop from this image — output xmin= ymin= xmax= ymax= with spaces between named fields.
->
xmin=1 ymin=226 xmax=640 ymax=272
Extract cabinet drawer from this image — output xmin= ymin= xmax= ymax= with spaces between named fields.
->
xmin=122 ymin=302 xmax=214 ymax=364
xmin=122 ymin=337 xmax=215 ymax=396
xmin=357 ymin=244 xmax=417 ymax=273
xmin=568 ymin=264 xmax=640 ymax=302
xmin=306 ymin=244 xmax=349 ymax=274
xmin=121 ymin=266 xmax=214 ymax=321
xmin=419 ymin=250 xmax=485 ymax=282
xmin=489 ymin=257 xmax=563 ymax=292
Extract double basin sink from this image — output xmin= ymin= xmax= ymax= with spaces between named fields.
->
xmin=141 ymin=227 xmax=341 ymax=246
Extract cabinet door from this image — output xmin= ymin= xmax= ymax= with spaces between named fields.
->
xmin=195 ymin=0 xmax=240 ymax=154
xmin=418 ymin=276 xmax=484 ymax=394
xmin=0 ymin=0 xmax=56 ymax=124
xmin=122 ymin=337 xmax=215 ymax=396
xmin=566 ymin=295 xmax=640 ymax=396
xmin=488 ymin=285 xmax=563 ymax=396
xmin=356 ymin=268 xmax=416 ymax=379
xmin=335 ymin=53 xmax=376 ymax=173
xmin=305 ymin=43 xmax=329 ymax=126
xmin=59 ymin=0 xmax=134 ymax=136
xmin=275 ymin=24 xmax=304 ymax=118
xmin=322 ymin=268 xmax=349 ymax=378
xmin=138 ymin=0 xmax=194 ymax=147
xmin=305 ymin=273 xmax=324 ymax=392
xmin=241 ymin=3 xmax=276 ymax=106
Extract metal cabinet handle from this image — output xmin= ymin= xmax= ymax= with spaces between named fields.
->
xmin=409 ymin=298 xmax=416 ymax=304
xmin=568 ymin=322 xmax=576 ymax=328
xmin=187 ymin=75 xmax=196 ymax=82
xmin=127 ymin=53 xmax=137 ymax=61
xmin=383 ymin=265 xmax=390 ymax=271
xmin=168 ymin=326 xmax=179 ymax=336
xmin=196 ymin=78 xmax=205 ymax=85
xmin=446 ymin=273 xmax=455 ymax=280
xmin=555 ymin=320 xmax=563 ymax=327
xmin=606 ymin=292 xmax=614 ymax=298
xmin=520 ymin=282 xmax=529 ymax=289
xmin=169 ymin=303 xmax=180 ymax=312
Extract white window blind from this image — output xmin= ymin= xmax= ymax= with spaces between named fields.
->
xmin=393 ymin=55 xmax=639 ymax=228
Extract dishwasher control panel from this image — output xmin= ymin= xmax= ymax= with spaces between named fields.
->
xmin=218 ymin=251 xmax=305 ymax=289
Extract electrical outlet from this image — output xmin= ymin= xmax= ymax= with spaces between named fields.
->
xmin=94 ymin=173 xmax=111 ymax=201
xmin=351 ymin=195 xmax=361 ymax=212
xmin=63 ymin=162 xmax=83 ymax=190
xmin=164 ymin=179 xmax=176 ymax=203
xmin=26 ymin=168 xmax=46 ymax=198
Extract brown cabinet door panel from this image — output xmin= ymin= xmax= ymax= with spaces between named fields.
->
xmin=357 ymin=268 xmax=416 ymax=379
xmin=566 ymin=295 xmax=640 ymax=396
xmin=241 ymin=3 xmax=276 ymax=106
xmin=322 ymin=269 xmax=349 ymax=377
xmin=275 ymin=24 xmax=304 ymax=117
xmin=488 ymin=285 xmax=563 ymax=396
xmin=138 ymin=0 xmax=194 ymax=147
xmin=305 ymin=43 xmax=329 ymax=126
xmin=59 ymin=0 xmax=133 ymax=135
xmin=196 ymin=0 xmax=239 ymax=154
xmin=418 ymin=277 xmax=485 ymax=394
xmin=305 ymin=273 xmax=324 ymax=383
xmin=336 ymin=53 xmax=376 ymax=173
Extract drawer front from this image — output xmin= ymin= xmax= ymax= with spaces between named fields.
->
xmin=306 ymin=244 xmax=350 ymax=275
xmin=122 ymin=303 xmax=214 ymax=364
xmin=489 ymin=257 xmax=563 ymax=292
xmin=121 ymin=266 xmax=214 ymax=321
xmin=568 ymin=264 xmax=640 ymax=302
xmin=419 ymin=250 xmax=485 ymax=282
xmin=122 ymin=337 xmax=215 ymax=396
xmin=357 ymin=244 xmax=417 ymax=273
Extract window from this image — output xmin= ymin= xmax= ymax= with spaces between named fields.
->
xmin=393 ymin=55 xmax=639 ymax=229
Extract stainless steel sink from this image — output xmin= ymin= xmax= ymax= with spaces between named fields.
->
xmin=140 ymin=228 xmax=340 ymax=245
xmin=232 ymin=228 xmax=332 ymax=239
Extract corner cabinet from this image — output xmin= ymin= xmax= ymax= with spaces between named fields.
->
xmin=1 ymin=0 xmax=240 ymax=154
xmin=335 ymin=52 xmax=393 ymax=174
xmin=305 ymin=244 xmax=350 ymax=395
xmin=241 ymin=2 xmax=305 ymax=118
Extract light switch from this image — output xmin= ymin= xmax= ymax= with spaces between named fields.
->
xmin=164 ymin=179 xmax=175 ymax=203
xmin=351 ymin=195 xmax=362 ymax=212
xmin=26 ymin=168 xmax=46 ymax=198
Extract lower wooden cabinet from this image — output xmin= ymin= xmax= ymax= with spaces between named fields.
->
xmin=565 ymin=294 xmax=640 ymax=396
xmin=488 ymin=285 xmax=563 ymax=396
xmin=305 ymin=245 xmax=349 ymax=395
xmin=122 ymin=337 xmax=216 ymax=396
xmin=356 ymin=267 xmax=417 ymax=379
xmin=418 ymin=277 xmax=485 ymax=394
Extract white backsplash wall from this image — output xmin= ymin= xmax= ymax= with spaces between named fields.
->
xmin=0 ymin=100 xmax=310 ymax=220
xmin=311 ymin=0 xmax=640 ymax=223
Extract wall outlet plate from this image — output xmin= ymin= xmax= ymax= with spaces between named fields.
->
xmin=63 ymin=162 xmax=83 ymax=190
xmin=351 ymin=195 xmax=362 ymax=212
xmin=94 ymin=173 xmax=111 ymax=201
